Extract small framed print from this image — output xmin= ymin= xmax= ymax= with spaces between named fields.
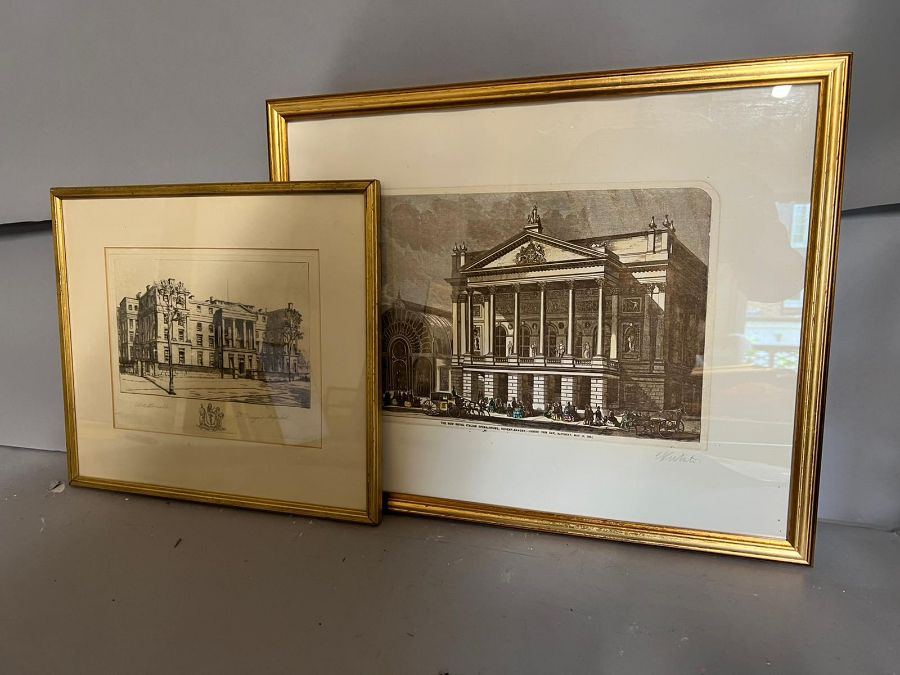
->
xmin=268 ymin=54 xmax=850 ymax=562
xmin=52 ymin=181 xmax=381 ymax=523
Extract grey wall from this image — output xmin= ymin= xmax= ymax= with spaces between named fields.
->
xmin=0 ymin=223 xmax=65 ymax=452
xmin=819 ymin=207 xmax=900 ymax=530
xmin=0 ymin=0 xmax=899 ymax=222
xmin=0 ymin=1 xmax=898 ymax=528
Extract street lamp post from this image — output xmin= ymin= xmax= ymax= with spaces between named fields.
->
xmin=157 ymin=278 xmax=187 ymax=395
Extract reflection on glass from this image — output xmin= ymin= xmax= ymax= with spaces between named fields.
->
xmin=737 ymin=202 xmax=809 ymax=373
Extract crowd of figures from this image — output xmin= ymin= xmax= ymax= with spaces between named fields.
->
xmin=546 ymin=401 xmax=620 ymax=426
xmin=383 ymin=389 xmax=533 ymax=418
xmin=470 ymin=396 xmax=532 ymax=419
xmin=383 ymin=388 xmax=688 ymax=437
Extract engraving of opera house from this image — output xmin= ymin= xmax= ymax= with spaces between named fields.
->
xmin=382 ymin=208 xmax=707 ymax=415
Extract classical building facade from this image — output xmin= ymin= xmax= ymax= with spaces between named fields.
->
xmin=116 ymin=296 xmax=139 ymax=367
xmin=447 ymin=209 xmax=707 ymax=414
xmin=125 ymin=279 xmax=306 ymax=378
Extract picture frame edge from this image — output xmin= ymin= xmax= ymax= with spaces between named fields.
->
xmin=53 ymin=180 xmax=383 ymax=525
xmin=266 ymin=53 xmax=852 ymax=563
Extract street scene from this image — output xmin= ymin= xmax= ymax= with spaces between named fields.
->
xmin=107 ymin=248 xmax=322 ymax=447
xmin=116 ymin=275 xmax=311 ymax=409
xmin=380 ymin=188 xmax=711 ymax=444
xmin=384 ymin=389 xmax=699 ymax=441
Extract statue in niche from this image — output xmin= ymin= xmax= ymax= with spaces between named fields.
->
xmin=623 ymin=324 xmax=638 ymax=354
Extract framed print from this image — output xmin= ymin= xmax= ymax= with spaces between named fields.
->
xmin=268 ymin=54 xmax=850 ymax=562
xmin=52 ymin=181 xmax=381 ymax=523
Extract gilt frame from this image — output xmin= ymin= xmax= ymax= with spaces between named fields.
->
xmin=52 ymin=181 xmax=382 ymax=523
xmin=267 ymin=54 xmax=851 ymax=562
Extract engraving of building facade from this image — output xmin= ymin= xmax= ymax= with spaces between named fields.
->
xmin=445 ymin=211 xmax=707 ymax=414
xmin=120 ymin=279 xmax=308 ymax=379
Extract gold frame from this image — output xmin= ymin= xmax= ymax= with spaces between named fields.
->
xmin=267 ymin=54 xmax=851 ymax=562
xmin=52 ymin=180 xmax=382 ymax=524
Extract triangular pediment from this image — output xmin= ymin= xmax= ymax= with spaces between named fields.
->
xmin=464 ymin=231 xmax=604 ymax=271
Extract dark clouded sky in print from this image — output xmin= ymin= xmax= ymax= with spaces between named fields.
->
xmin=380 ymin=187 xmax=712 ymax=312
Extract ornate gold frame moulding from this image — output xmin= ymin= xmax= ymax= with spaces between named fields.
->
xmin=52 ymin=181 xmax=382 ymax=524
xmin=267 ymin=54 xmax=851 ymax=562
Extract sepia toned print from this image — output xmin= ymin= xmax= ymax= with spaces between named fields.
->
xmin=107 ymin=248 xmax=322 ymax=447
xmin=381 ymin=188 xmax=711 ymax=443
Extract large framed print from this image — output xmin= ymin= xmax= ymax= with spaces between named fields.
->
xmin=52 ymin=181 xmax=381 ymax=523
xmin=268 ymin=54 xmax=850 ymax=562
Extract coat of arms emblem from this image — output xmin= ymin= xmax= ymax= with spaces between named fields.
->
xmin=514 ymin=241 xmax=546 ymax=265
xmin=198 ymin=403 xmax=225 ymax=432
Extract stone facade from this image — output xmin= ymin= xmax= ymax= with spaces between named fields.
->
xmin=124 ymin=278 xmax=306 ymax=379
xmin=447 ymin=210 xmax=707 ymax=414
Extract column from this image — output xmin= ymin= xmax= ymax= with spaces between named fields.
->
xmin=595 ymin=279 xmax=605 ymax=357
xmin=654 ymin=283 xmax=667 ymax=363
xmin=488 ymin=288 xmax=496 ymax=355
xmin=538 ymin=283 xmax=546 ymax=356
xmin=460 ymin=293 xmax=468 ymax=354
xmin=590 ymin=376 xmax=607 ymax=410
xmin=609 ymin=291 xmax=619 ymax=359
xmin=566 ymin=282 xmax=575 ymax=356
xmin=466 ymin=291 xmax=474 ymax=355
xmin=533 ymin=374 xmax=546 ymax=412
xmin=451 ymin=294 xmax=459 ymax=356
xmin=483 ymin=373 xmax=495 ymax=400
xmin=654 ymin=315 xmax=665 ymax=364
xmin=507 ymin=374 xmax=519 ymax=402
xmin=479 ymin=293 xmax=487 ymax=354
xmin=642 ymin=286 xmax=653 ymax=362
xmin=512 ymin=285 xmax=520 ymax=355
xmin=561 ymin=375 xmax=574 ymax=405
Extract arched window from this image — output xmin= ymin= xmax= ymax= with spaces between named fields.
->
xmin=518 ymin=322 xmax=531 ymax=356
xmin=389 ymin=338 xmax=410 ymax=391
xmin=493 ymin=324 xmax=507 ymax=356
xmin=381 ymin=303 xmax=452 ymax=396
xmin=544 ymin=323 xmax=558 ymax=357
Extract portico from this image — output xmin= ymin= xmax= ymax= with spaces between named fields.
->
xmin=448 ymin=208 xmax=706 ymax=414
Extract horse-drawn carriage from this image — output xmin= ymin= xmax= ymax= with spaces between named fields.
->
xmin=630 ymin=408 xmax=685 ymax=437
xmin=423 ymin=391 xmax=485 ymax=418
xmin=614 ymin=408 xmax=685 ymax=437
xmin=423 ymin=391 xmax=459 ymax=417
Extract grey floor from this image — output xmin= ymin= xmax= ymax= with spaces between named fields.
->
xmin=1 ymin=446 xmax=897 ymax=675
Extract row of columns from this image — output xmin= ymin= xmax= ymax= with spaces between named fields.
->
xmin=452 ymin=281 xmax=620 ymax=359
xmin=461 ymin=372 xmax=611 ymax=411
xmin=221 ymin=317 xmax=256 ymax=350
